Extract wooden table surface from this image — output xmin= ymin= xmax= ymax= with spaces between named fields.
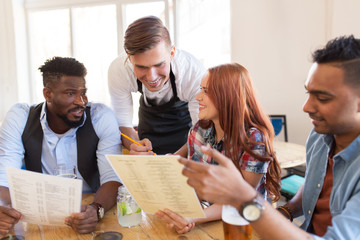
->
xmin=9 ymin=194 xmax=226 ymax=240
xmin=273 ymin=141 xmax=306 ymax=169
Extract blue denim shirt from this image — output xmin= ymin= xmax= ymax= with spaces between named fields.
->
xmin=302 ymin=129 xmax=360 ymax=239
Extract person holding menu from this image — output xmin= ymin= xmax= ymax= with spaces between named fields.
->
xmin=0 ymin=57 xmax=122 ymax=235
xmin=108 ymin=16 xmax=206 ymax=155
xmin=179 ymin=35 xmax=360 ymax=240
xmin=155 ymin=63 xmax=281 ymax=233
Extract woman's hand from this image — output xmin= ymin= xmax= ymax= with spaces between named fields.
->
xmin=155 ymin=209 xmax=195 ymax=234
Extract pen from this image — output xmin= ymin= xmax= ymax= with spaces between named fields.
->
xmin=121 ymin=132 xmax=156 ymax=155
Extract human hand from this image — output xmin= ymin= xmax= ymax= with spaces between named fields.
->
xmin=155 ymin=209 xmax=195 ymax=234
xmin=65 ymin=204 xmax=98 ymax=234
xmin=178 ymin=146 xmax=256 ymax=208
xmin=129 ymin=138 xmax=154 ymax=155
xmin=0 ymin=206 xmax=22 ymax=236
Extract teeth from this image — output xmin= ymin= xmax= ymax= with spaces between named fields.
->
xmin=149 ymin=79 xmax=160 ymax=84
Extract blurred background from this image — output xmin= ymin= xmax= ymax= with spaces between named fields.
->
xmin=1 ymin=0 xmax=360 ymax=145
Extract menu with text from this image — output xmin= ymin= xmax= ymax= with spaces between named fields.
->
xmin=6 ymin=167 xmax=82 ymax=226
xmin=107 ymin=155 xmax=205 ymax=218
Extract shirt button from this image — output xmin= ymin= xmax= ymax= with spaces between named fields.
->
xmin=308 ymin=210 xmax=311 ymax=215
xmin=318 ymin=184 xmax=321 ymax=188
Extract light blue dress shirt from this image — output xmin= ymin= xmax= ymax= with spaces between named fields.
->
xmin=0 ymin=102 xmax=122 ymax=193
xmin=302 ymin=129 xmax=360 ymax=239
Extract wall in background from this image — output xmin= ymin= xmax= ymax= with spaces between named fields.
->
xmin=0 ymin=0 xmax=18 ymax=121
xmin=231 ymin=0 xmax=360 ymax=145
xmin=1 ymin=0 xmax=360 ymax=145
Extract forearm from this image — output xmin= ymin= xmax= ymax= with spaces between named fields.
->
xmin=283 ymin=184 xmax=304 ymax=218
xmin=192 ymin=203 xmax=222 ymax=225
xmin=93 ymin=181 xmax=121 ymax=212
xmin=174 ymin=144 xmax=188 ymax=157
xmin=252 ymin=201 xmax=313 ymax=240
xmin=120 ymin=127 xmax=139 ymax=150
xmin=230 ymin=185 xmax=311 ymax=240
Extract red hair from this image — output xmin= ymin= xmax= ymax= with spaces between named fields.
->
xmin=199 ymin=63 xmax=281 ymax=201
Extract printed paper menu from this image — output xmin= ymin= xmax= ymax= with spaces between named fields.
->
xmin=107 ymin=155 xmax=205 ymax=218
xmin=6 ymin=167 xmax=82 ymax=226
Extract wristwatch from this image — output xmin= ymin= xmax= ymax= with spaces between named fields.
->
xmin=89 ymin=202 xmax=104 ymax=221
xmin=240 ymin=193 xmax=264 ymax=222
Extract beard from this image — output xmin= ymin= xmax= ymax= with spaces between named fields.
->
xmin=57 ymin=107 xmax=85 ymax=128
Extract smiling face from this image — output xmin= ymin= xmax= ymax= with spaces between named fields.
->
xmin=196 ymin=74 xmax=219 ymax=123
xmin=303 ymin=63 xmax=360 ymax=139
xmin=129 ymin=40 xmax=175 ymax=92
xmin=44 ymin=75 xmax=88 ymax=132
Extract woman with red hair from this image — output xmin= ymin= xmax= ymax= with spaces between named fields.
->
xmin=155 ymin=63 xmax=281 ymax=233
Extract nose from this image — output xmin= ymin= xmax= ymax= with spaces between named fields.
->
xmin=302 ymin=95 xmax=314 ymax=114
xmin=146 ymin=67 xmax=157 ymax=81
xmin=196 ymin=91 xmax=203 ymax=102
xmin=74 ymin=94 xmax=87 ymax=106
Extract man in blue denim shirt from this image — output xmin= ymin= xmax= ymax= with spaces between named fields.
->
xmin=177 ymin=35 xmax=360 ymax=240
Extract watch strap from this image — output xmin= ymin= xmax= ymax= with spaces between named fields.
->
xmin=89 ymin=202 xmax=104 ymax=221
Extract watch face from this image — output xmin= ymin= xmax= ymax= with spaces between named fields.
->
xmin=243 ymin=204 xmax=261 ymax=221
xmin=99 ymin=207 xmax=105 ymax=219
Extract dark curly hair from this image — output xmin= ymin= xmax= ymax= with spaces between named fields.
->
xmin=312 ymin=35 xmax=360 ymax=88
xmin=38 ymin=56 xmax=87 ymax=87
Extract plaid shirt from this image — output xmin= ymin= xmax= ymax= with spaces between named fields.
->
xmin=187 ymin=122 xmax=269 ymax=197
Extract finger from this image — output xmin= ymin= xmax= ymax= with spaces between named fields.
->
xmin=130 ymin=143 xmax=150 ymax=153
xmin=176 ymin=223 xmax=195 ymax=234
xmin=162 ymin=209 xmax=188 ymax=229
xmin=163 ymin=209 xmax=187 ymax=225
xmin=200 ymin=146 xmax=233 ymax=167
xmin=130 ymin=150 xmax=154 ymax=155
xmin=70 ymin=221 xmax=97 ymax=234
xmin=140 ymin=138 xmax=153 ymax=150
xmin=157 ymin=210 xmax=187 ymax=231
xmin=178 ymin=156 xmax=209 ymax=173
xmin=0 ymin=221 xmax=14 ymax=234
xmin=154 ymin=210 xmax=165 ymax=218
xmin=166 ymin=222 xmax=174 ymax=230
xmin=0 ymin=207 xmax=22 ymax=221
xmin=0 ymin=228 xmax=11 ymax=236
xmin=156 ymin=210 xmax=176 ymax=224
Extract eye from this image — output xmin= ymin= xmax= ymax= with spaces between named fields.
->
xmin=155 ymin=62 xmax=165 ymax=68
xmin=136 ymin=66 xmax=147 ymax=70
xmin=317 ymin=97 xmax=331 ymax=103
xmin=200 ymin=87 xmax=208 ymax=94
xmin=67 ymin=92 xmax=74 ymax=96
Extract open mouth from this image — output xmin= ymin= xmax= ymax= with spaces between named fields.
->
xmin=147 ymin=78 xmax=161 ymax=88
xmin=69 ymin=107 xmax=85 ymax=118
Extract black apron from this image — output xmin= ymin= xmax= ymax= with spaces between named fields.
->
xmin=137 ymin=69 xmax=192 ymax=154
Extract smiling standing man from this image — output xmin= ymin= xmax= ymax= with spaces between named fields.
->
xmin=108 ymin=16 xmax=206 ymax=155
xmin=0 ymin=57 xmax=122 ymax=235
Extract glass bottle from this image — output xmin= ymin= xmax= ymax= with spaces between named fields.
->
xmin=116 ymin=185 xmax=142 ymax=227
xmin=222 ymin=205 xmax=253 ymax=240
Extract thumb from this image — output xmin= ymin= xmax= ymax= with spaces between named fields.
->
xmin=200 ymin=146 xmax=232 ymax=167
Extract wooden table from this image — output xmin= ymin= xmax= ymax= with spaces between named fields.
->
xmin=8 ymin=194 xmax=225 ymax=240
xmin=273 ymin=141 xmax=306 ymax=169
